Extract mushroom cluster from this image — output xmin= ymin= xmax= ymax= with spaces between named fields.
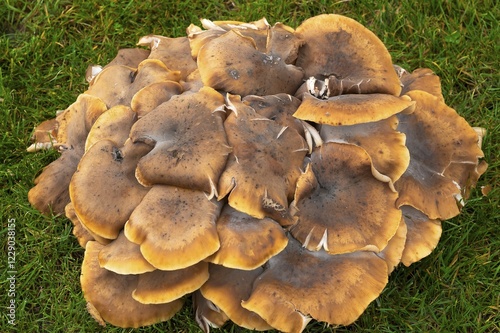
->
xmin=28 ymin=14 xmax=487 ymax=332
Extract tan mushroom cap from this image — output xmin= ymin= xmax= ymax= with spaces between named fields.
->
xmin=70 ymin=140 xmax=152 ymax=240
xmin=26 ymin=118 xmax=58 ymax=152
xmin=85 ymin=105 xmax=137 ymax=152
xmin=206 ymin=205 xmax=288 ymax=270
xmin=294 ymin=93 xmax=415 ymax=126
xmin=29 ymin=93 xmax=106 ymax=213
xmin=197 ymin=29 xmax=304 ymax=96
xmin=65 ymin=202 xmax=95 ymax=248
xmin=193 ymin=290 xmax=229 ymax=332
xmin=295 ymin=14 xmax=401 ymax=96
xmin=124 ymin=185 xmax=221 ymax=270
xmin=290 ymin=142 xmax=401 ymax=254
xmin=28 ymin=148 xmax=81 ymax=215
xmin=105 ymin=48 xmax=150 ymax=69
xmin=130 ymin=86 xmax=230 ymax=195
xmin=218 ymin=95 xmax=308 ymax=225
xmin=400 ymin=206 xmax=442 ymax=266
xmin=98 ymin=231 xmax=155 ymax=275
xmin=56 ymin=94 xmax=108 ymax=149
xmin=137 ymin=35 xmax=197 ymax=80
xmin=65 ymin=202 xmax=112 ymax=246
xmin=242 ymin=236 xmax=389 ymax=331
xmin=130 ymin=81 xmax=183 ymax=118
xmin=133 ymin=261 xmax=209 ymax=304
xmin=320 ymin=115 xmax=410 ymax=184
xmin=85 ymin=59 xmax=181 ymax=108
xmin=201 ymin=264 xmax=273 ymax=331
xmin=376 ymin=217 xmax=407 ymax=274
xmin=243 ymin=93 xmax=304 ymax=135
xmin=395 ymin=90 xmax=484 ymax=219
xmin=266 ymin=22 xmax=302 ymax=64
xmin=81 ymin=241 xmax=183 ymax=328
xmin=400 ymin=68 xmax=444 ymax=101
xmin=443 ymin=159 xmax=488 ymax=200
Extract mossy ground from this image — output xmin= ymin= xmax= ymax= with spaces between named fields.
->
xmin=1 ymin=0 xmax=499 ymax=332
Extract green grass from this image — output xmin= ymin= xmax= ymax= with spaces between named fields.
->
xmin=1 ymin=0 xmax=499 ymax=332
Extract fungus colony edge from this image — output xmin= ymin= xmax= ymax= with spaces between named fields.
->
xmin=28 ymin=14 xmax=487 ymax=332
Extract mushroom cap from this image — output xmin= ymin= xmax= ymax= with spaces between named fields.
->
xmin=65 ymin=202 xmax=113 ymax=246
xmin=241 ymin=236 xmax=389 ymax=331
xmin=400 ymin=205 xmax=442 ymax=266
xmin=294 ymin=93 xmax=415 ymax=126
xmin=243 ymin=93 xmax=304 ymax=135
xmin=130 ymin=80 xmax=183 ymax=118
xmin=81 ymin=241 xmax=183 ymax=328
xmin=26 ymin=118 xmax=58 ymax=152
xmin=70 ymin=139 xmax=152 ymax=240
xmin=376 ymin=217 xmax=407 ymax=274
xmin=201 ymin=264 xmax=273 ymax=331
xmin=218 ymin=95 xmax=308 ymax=224
xmin=137 ymin=35 xmax=198 ymax=80
xmin=28 ymin=148 xmax=82 ymax=215
xmin=400 ymin=68 xmax=444 ymax=101
xmin=193 ymin=290 xmax=229 ymax=332
xmin=395 ymin=90 xmax=484 ymax=219
xmin=56 ymin=94 xmax=108 ymax=149
xmin=133 ymin=261 xmax=209 ymax=304
xmin=290 ymin=142 xmax=401 ymax=254
xmin=130 ymin=86 xmax=230 ymax=194
xmin=197 ymin=29 xmax=304 ymax=96
xmin=320 ymin=115 xmax=410 ymax=183
xmin=295 ymin=14 xmax=402 ymax=96
xmin=85 ymin=59 xmax=181 ymax=108
xmin=84 ymin=105 xmax=137 ymax=152
xmin=124 ymin=185 xmax=221 ymax=270
xmin=98 ymin=231 xmax=155 ymax=275
xmin=206 ymin=205 xmax=288 ymax=270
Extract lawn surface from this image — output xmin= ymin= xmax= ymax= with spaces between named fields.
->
xmin=1 ymin=0 xmax=499 ymax=332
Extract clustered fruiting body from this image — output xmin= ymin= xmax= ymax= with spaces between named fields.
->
xmin=28 ymin=14 xmax=486 ymax=332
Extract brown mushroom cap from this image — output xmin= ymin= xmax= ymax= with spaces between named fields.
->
xmin=29 ymin=93 xmax=108 ymax=214
xmin=290 ymin=142 xmax=401 ymax=254
xmin=206 ymin=205 xmax=288 ymax=270
xmin=400 ymin=205 xmax=442 ymax=266
xmin=137 ymin=35 xmax=198 ymax=80
xmin=400 ymin=68 xmax=444 ymax=101
xmin=133 ymin=261 xmax=209 ymax=304
xmin=81 ymin=241 xmax=183 ymax=328
xmin=218 ymin=95 xmax=308 ymax=225
xmin=193 ymin=290 xmax=229 ymax=332
xmin=124 ymin=185 xmax=221 ymax=270
xmin=320 ymin=115 xmax=410 ymax=184
xmin=28 ymin=148 xmax=81 ymax=215
xmin=201 ymin=264 xmax=273 ymax=331
xmin=98 ymin=231 xmax=155 ymax=275
xmin=395 ymin=90 xmax=484 ymax=219
xmin=294 ymin=93 xmax=415 ymax=126
xmin=70 ymin=140 xmax=152 ymax=240
xmin=130 ymin=81 xmax=183 ymax=118
xmin=242 ymin=93 xmax=304 ymax=135
xmin=130 ymin=86 xmax=230 ymax=194
xmin=65 ymin=202 xmax=95 ymax=248
xmin=106 ymin=48 xmax=150 ymax=68
xmin=197 ymin=29 xmax=304 ymax=96
xmin=376 ymin=217 xmax=407 ymax=274
xmin=85 ymin=59 xmax=181 ymax=108
xmin=295 ymin=14 xmax=402 ymax=96
xmin=242 ymin=236 xmax=389 ymax=331
xmin=26 ymin=118 xmax=58 ymax=152
xmin=84 ymin=105 xmax=137 ymax=152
